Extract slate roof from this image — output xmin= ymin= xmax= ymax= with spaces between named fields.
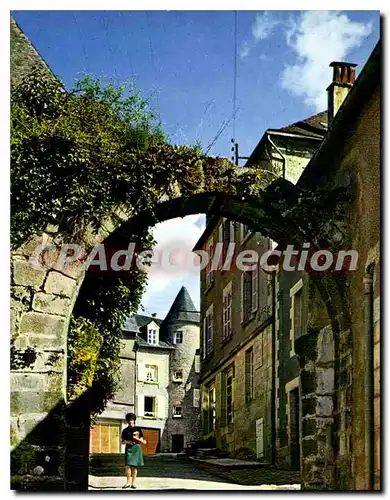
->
xmin=122 ymin=314 xmax=163 ymax=333
xmin=276 ymin=110 xmax=328 ymax=138
xmin=134 ymin=335 xmax=173 ymax=350
xmin=162 ymin=286 xmax=200 ymax=325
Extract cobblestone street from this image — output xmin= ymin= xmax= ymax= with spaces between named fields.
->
xmin=89 ymin=454 xmax=301 ymax=490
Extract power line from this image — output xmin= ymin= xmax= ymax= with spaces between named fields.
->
xmin=118 ymin=11 xmax=136 ymax=81
xmin=145 ymin=11 xmax=160 ymax=115
xmin=232 ymin=10 xmax=238 ymax=141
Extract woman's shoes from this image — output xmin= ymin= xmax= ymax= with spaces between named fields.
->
xmin=131 ymin=485 xmax=137 ymax=489
xmin=123 ymin=483 xmax=131 ymax=489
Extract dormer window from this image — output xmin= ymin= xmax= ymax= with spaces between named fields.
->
xmin=148 ymin=329 xmax=157 ymax=345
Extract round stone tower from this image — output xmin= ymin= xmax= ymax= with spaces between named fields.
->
xmin=161 ymin=286 xmax=201 ymax=453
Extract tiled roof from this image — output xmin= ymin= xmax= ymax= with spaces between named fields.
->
xmin=122 ymin=314 xmax=163 ymax=333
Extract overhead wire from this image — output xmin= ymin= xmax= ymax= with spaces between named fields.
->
xmin=145 ymin=11 xmax=161 ymax=118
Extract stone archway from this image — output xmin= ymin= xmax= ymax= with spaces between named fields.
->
xmin=11 ymin=177 xmax=351 ymax=490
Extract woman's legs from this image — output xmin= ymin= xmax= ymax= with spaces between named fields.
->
xmin=131 ymin=467 xmax=137 ymax=487
xmin=125 ymin=465 xmax=131 ymax=486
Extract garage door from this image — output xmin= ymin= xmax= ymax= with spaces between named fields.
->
xmin=90 ymin=421 xmax=121 ymax=454
xmin=142 ymin=428 xmax=160 ymax=455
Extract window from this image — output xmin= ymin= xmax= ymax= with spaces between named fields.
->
xmin=145 ymin=364 xmax=158 ymax=383
xmin=226 ymin=366 xmax=234 ymax=425
xmin=193 ymin=388 xmax=200 ymax=407
xmin=148 ymin=329 xmax=157 ymax=345
xmin=195 ymin=354 xmax=201 ymax=373
xmin=173 ymin=370 xmax=183 ymax=382
xmin=174 ymin=331 xmax=183 ymax=344
xmin=241 ymin=268 xmax=258 ymax=322
xmin=245 ymin=348 xmax=254 ymax=403
xmin=144 ymin=396 xmax=156 ymax=418
xmin=173 ymin=405 xmax=183 ymax=418
xmin=205 ymin=240 xmax=214 ymax=288
xmin=219 ymin=219 xmax=235 ymax=265
xmin=294 ymin=289 xmax=303 ymax=338
xmin=208 ymin=383 xmax=216 ymax=432
xmin=203 ymin=306 xmax=214 ymax=358
xmin=222 ymin=282 xmax=232 ymax=341
xmin=290 ymin=279 xmax=304 ymax=356
xmin=241 ymin=223 xmax=252 ymax=241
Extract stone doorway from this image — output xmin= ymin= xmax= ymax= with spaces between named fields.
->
xmin=171 ymin=434 xmax=184 ymax=453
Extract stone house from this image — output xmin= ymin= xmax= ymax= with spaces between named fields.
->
xmin=194 ymin=108 xmax=328 ymax=462
xmin=291 ymin=44 xmax=381 ymax=489
xmin=89 ymin=286 xmax=201 ymax=455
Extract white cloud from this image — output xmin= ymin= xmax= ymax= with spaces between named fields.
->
xmin=252 ymin=12 xmax=279 ymax=41
xmin=281 ymin=11 xmax=372 ymax=111
xmin=240 ymin=12 xmax=279 ymax=59
xmin=139 ymin=215 xmax=205 ymax=318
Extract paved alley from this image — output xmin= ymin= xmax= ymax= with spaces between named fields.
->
xmin=88 ymin=454 xmax=301 ymax=491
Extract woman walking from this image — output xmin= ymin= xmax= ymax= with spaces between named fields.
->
xmin=122 ymin=413 xmax=146 ymax=489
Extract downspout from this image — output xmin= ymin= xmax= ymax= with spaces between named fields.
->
xmin=271 ymin=271 xmax=276 ymax=464
xmin=363 ymin=270 xmax=374 ymax=490
xmin=267 ymin=133 xmax=286 ymax=179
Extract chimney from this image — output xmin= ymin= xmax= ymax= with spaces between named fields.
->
xmin=327 ymin=62 xmax=357 ymax=124
xmin=151 ymin=313 xmax=157 ymax=317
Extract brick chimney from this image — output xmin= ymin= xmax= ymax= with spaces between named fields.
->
xmin=327 ymin=62 xmax=357 ymax=124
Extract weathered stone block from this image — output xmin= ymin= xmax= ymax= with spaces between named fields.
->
xmin=44 ymin=271 xmax=76 ymax=298
xmin=301 ymin=369 xmax=317 ymax=394
xmin=32 ymin=293 xmax=71 ymax=317
xmin=302 ymin=396 xmax=316 ymax=416
xmin=316 ymin=367 xmax=334 ymax=395
xmin=316 ymin=325 xmax=334 ymax=365
xmin=316 ymin=396 xmax=333 ymax=417
xmin=302 ymin=416 xmax=317 ymax=437
xmin=11 ymin=390 xmax=64 ymax=415
xmin=11 ymin=373 xmax=48 ymax=392
xmin=302 ymin=436 xmax=317 ymax=456
xmin=13 ymin=258 xmax=46 ymax=289
xmin=20 ymin=312 xmax=66 ymax=338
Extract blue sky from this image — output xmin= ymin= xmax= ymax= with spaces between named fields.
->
xmin=12 ymin=10 xmax=380 ymax=317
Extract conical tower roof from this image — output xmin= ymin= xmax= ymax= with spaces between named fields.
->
xmin=163 ymin=286 xmax=200 ymax=325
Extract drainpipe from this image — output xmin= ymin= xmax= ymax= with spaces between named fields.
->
xmin=267 ymin=133 xmax=286 ymax=179
xmin=363 ymin=271 xmax=374 ymax=490
xmin=271 ymin=271 xmax=276 ymax=464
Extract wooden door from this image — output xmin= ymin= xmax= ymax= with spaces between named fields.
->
xmin=90 ymin=422 xmax=121 ymax=454
xmin=142 ymin=428 xmax=160 ymax=455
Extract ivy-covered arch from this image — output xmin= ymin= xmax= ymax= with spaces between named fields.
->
xmin=11 ymin=68 xmax=352 ymax=490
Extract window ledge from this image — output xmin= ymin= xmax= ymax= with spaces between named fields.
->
xmin=172 ymin=415 xmax=183 ymax=419
xmin=241 ymin=312 xmax=256 ymax=327
xmin=143 ymin=415 xmax=157 ymax=420
xmin=205 ymin=280 xmax=215 ymax=294
xmin=144 ymin=381 xmax=159 ymax=385
xmin=173 ymin=379 xmax=183 ymax=383
xmin=221 ymin=334 xmax=233 ymax=346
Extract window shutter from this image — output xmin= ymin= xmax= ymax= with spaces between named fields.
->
xmin=195 ymin=355 xmax=200 ymax=373
xmin=202 ymin=389 xmax=209 ymax=434
xmin=221 ymin=372 xmax=227 ymax=426
xmin=157 ymin=396 xmax=166 ymax=419
xmin=193 ymin=388 xmax=200 ymax=407
xmin=256 ymin=418 xmax=264 ymax=458
xmin=240 ymin=273 xmax=244 ymax=322
xmin=137 ymin=360 xmax=145 ymax=382
xmin=252 ymin=266 xmax=258 ymax=312
xmin=137 ymin=395 xmax=144 ymax=417
xmin=203 ymin=318 xmax=206 ymax=358
xmin=210 ymin=311 xmax=214 ymax=350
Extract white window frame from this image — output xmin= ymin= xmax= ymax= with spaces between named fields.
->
xmin=240 ymin=223 xmax=252 ymax=242
xmin=145 ymin=364 xmax=158 ymax=383
xmin=174 ymin=330 xmax=183 ymax=344
xmin=173 ymin=405 xmax=183 ymax=418
xmin=289 ymin=279 xmax=303 ymax=357
xmin=203 ymin=305 xmax=214 ymax=358
xmin=241 ymin=268 xmax=258 ymax=322
xmin=195 ymin=354 xmax=201 ymax=373
xmin=205 ymin=239 xmax=214 ymax=288
xmin=144 ymin=396 xmax=157 ymax=419
xmin=222 ymin=282 xmax=232 ymax=341
xmin=147 ymin=328 xmax=157 ymax=345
